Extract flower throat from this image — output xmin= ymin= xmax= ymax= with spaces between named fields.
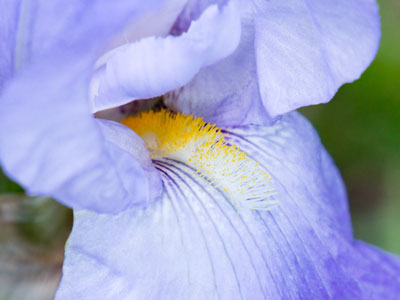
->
xmin=122 ymin=109 xmax=278 ymax=210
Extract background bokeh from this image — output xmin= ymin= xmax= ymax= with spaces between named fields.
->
xmin=0 ymin=0 xmax=399 ymax=299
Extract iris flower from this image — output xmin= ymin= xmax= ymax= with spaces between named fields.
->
xmin=0 ymin=0 xmax=399 ymax=299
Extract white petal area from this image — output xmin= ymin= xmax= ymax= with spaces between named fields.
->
xmin=56 ymin=112 xmax=400 ymax=299
xmin=92 ymin=0 xmax=241 ymax=112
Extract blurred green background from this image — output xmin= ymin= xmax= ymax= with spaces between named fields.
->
xmin=0 ymin=0 xmax=399 ymax=299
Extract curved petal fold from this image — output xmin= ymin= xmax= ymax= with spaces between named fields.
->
xmin=166 ymin=0 xmax=380 ymax=125
xmin=165 ymin=8 xmax=274 ymax=127
xmin=92 ymin=0 xmax=241 ymax=112
xmin=97 ymin=119 xmax=163 ymax=203
xmin=0 ymin=0 xmax=170 ymax=213
xmin=56 ymin=112 xmax=400 ymax=299
xmin=254 ymin=0 xmax=380 ymax=117
xmin=0 ymin=60 xmax=153 ymax=213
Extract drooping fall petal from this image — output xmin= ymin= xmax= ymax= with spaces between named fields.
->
xmin=55 ymin=112 xmax=400 ymax=299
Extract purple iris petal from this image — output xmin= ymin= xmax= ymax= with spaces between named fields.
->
xmin=0 ymin=0 xmax=20 ymax=91
xmin=97 ymin=119 xmax=163 ymax=203
xmin=55 ymin=113 xmax=400 ymax=299
xmin=166 ymin=0 xmax=380 ymax=125
xmin=92 ymin=0 xmax=240 ymax=112
xmin=165 ymin=10 xmax=275 ymax=126
xmin=0 ymin=59 xmax=151 ymax=213
xmin=0 ymin=0 xmax=176 ymax=213
xmin=1 ymin=1 xmax=397 ymax=297
xmin=255 ymin=0 xmax=380 ymax=117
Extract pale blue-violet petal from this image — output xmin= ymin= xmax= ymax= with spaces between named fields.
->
xmin=55 ymin=112 xmax=400 ymax=299
xmin=92 ymin=0 xmax=241 ymax=112
xmin=0 ymin=0 xmax=21 ymax=92
xmin=254 ymin=0 xmax=380 ymax=117
xmin=166 ymin=0 xmax=380 ymax=125
xmin=0 ymin=0 xmax=173 ymax=212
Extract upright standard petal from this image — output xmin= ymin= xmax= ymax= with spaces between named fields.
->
xmin=0 ymin=0 xmax=172 ymax=212
xmin=254 ymin=0 xmax=381 ymax=117
xmin=56 ymin=112 xmax=400 ymax=299
xmin=92 ymin=0 xmax=241 ymax=112
xmin=166 ymin=0 xmax=380 ymax=125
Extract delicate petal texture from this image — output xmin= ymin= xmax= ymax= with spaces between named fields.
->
xmin=92 ymin=0 xmax=241 ymax=112
xmin=254 ymin=0 xmax=381 ymax=117
xmin=0 ymin=0 xmax=171 ymax=212
xmin=56 ymin=112 xmax=400 ymax=299
xmin=166 ymin=0 xmax=380 ymax=125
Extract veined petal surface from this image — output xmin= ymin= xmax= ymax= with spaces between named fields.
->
xmin=254 ymin=0 xmax=380 ymax=117
xmin=56 ymin=112 xmax=400 ymax=299
xmin=166 ymin=0 xmax=380 ymax=125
